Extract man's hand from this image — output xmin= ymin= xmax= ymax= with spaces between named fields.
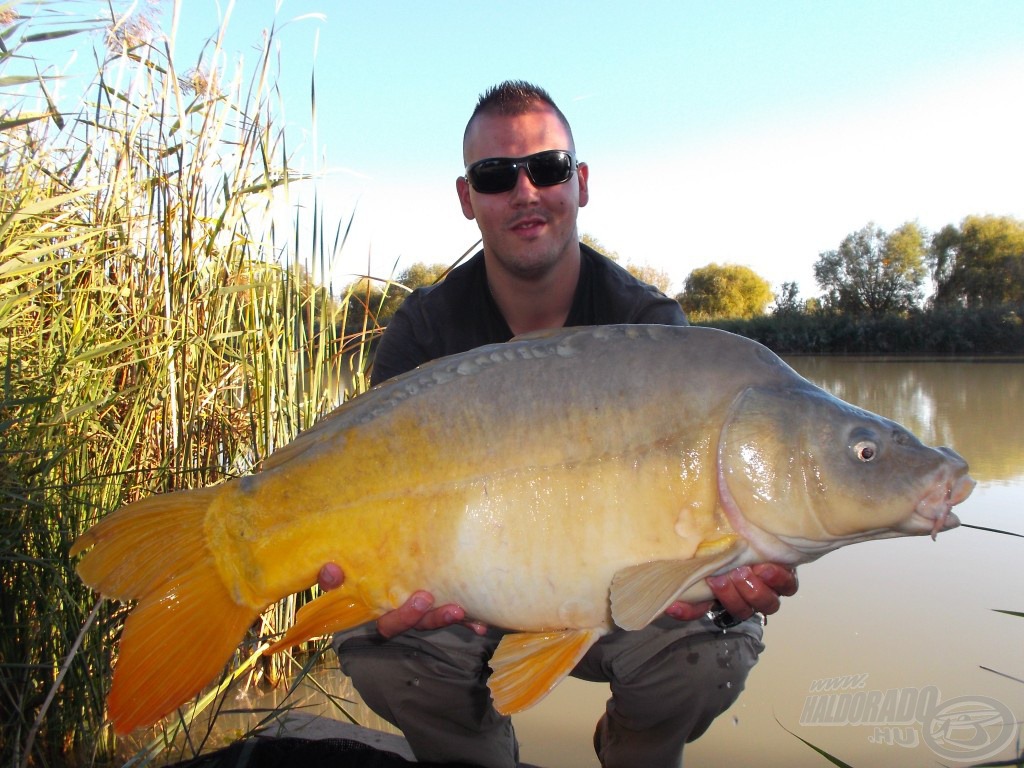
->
xmin=664 ymin=563 xmax=798 ymax=622
xmin=316 ymin=563 xmax=487 ymax=639
xmin=318 ymin=561 xmax=795 ymax=634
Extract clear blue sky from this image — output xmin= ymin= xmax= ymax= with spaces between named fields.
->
xmin=35 ymin=1 xmax=1024 ymax=295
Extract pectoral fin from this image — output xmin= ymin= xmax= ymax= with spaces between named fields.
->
xmin=265 ymin=589 xmax=380 ymax=655
xmin=488 ymin=629 xmax=603 ymax=715
xmin=610 ymin=537 xmax=745 ymax=631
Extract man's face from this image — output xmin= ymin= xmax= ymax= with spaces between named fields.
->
xmin=456 ymin=107 xmax=589 ymax=280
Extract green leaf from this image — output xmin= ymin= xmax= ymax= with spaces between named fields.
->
xmin=992 ymin=609 xmax=1024 ymax=619
xmin=775 ymin=716 xmax=857 ymax=767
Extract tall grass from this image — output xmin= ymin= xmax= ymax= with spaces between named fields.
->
xmin=2 ymin=3 xmax=379 ymax=764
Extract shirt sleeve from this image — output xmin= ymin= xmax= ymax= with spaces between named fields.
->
xmin=580 ymin=247 xmax=689 ymax=328
xmin=369 ymin=294 xmax=433 ymax=386
xmin=634 ymin=296 xmax=689 ymax=327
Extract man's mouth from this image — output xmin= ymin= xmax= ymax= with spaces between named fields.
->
xmin=509 ymin=216 xmax=547 ymax=235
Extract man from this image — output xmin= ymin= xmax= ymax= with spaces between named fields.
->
xmin=319 ymin=80 xmax=797 ymax=768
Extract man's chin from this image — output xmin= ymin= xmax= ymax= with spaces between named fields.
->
xmin=489 ymin=240 xmax=578 ymax=280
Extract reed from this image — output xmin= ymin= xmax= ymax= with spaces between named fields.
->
xmin=2 ymin=3 xmax=381 ymax=764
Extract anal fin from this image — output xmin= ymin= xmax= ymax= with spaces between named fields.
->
xmin=611 ymin=538 xmax=744 ymax=631
xmin=488 ymin=628 xmax=603 ymax=715
xmin=265 ymin=589 xmax=380 ymax=655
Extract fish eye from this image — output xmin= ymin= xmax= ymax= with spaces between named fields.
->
xmin=853 ymin=440 xmax=877 ymax=462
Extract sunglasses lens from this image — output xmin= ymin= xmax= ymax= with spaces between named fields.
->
xmin=466 ymin=151 xmax=575 ymax=193
xmin=527 ymin=151 xmax=574 ymax=186
xmin=467 ymin=159 xmax=519 ymax=194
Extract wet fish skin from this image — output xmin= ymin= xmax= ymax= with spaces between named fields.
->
xmin=71 ymin=324 xmax=974 ymax=732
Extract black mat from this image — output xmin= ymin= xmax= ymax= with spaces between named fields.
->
xmin=167 ymin=735 xmax=486 ymax=768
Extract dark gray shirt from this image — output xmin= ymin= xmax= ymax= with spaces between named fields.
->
xmin=370 ymin=243 xmax=687 ymax=385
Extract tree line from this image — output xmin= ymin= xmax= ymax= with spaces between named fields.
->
xmin=681 ymin=214 xmax=1024 ymax=320
xmin=693 ymin=214 xmax=1024 ymax=355
xmin=338 ymin=214 xmax=1024 ymax=355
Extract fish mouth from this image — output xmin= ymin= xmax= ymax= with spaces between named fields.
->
xmin=910 ymin=466 xmax=976 ymax=541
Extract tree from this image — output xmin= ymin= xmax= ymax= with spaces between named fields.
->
xmin=341 ymin=262 xmax=449 ymax=334
xmin=813 ymin=222 xmax=926 ymax=315
xmin=675 ymin=263 xmax=773 ymax=321
xmin=625 ymin=263 xmax=672 ymax=294
xmin=772 ymin=281 xmax=803 ymax=316
xmin=929 ymin=215 xmax=1024 ymax=307
xmin=580 ymin=232 xmax=620 ymax=262
xmin=581 ymin=232 xmax=671 ymax=293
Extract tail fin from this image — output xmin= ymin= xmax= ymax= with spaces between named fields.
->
xmin=72 ymin=489 xmax=258 ymax=734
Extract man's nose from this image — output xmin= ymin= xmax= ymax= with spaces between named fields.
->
xmin=508 ymin=167 xmax=540 ymax=202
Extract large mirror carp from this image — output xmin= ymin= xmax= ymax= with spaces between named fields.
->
xmin=72 ymin=325 xmax=974 ymax=733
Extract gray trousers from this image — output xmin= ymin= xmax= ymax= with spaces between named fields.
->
xmin=334 ymin=616 xmax=764 ymax=768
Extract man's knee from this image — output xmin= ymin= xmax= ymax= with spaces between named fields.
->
xmin=610 ymin=630 xmax=764 ymax=735
xmin=678 ymin=632 xmax=763 ymax=740
xmin=334 ymin=634 xmax=518 ymax=768
xmin=594 ymin=630 xmax=764 ymax=766
xmin=335 ymin=639 xmax=415 ymax=726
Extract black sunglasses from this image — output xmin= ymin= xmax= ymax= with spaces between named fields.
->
xmin=464 ymin=150 xmax=577 ymax=194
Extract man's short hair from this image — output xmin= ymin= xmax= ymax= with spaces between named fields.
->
xmin=463 ymin=80 xmax=574 ymax=150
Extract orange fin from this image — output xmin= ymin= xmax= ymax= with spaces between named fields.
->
xmin=488 ymin=629 xmax=603 ymax=715
xmin=72 ymin=488 xmax=258 ymax=734
xmin=72 ymin=488 xmax=220 ymax=600
xmin=610 ymin=538 xmax=744 ymax=631
xmin=265 ymin=589 xmax=381 ymax=655
xmin=108 ymin=562 xmax=256 ymax=734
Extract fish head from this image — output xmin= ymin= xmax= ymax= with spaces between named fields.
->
xmin=717 ymin=384 xmax=976 ymax=557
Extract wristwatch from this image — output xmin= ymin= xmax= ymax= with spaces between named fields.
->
xmin=705 ymin=600 xmax=745 ymax=629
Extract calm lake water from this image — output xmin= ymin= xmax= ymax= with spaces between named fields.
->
xmin=164 ymin=357 xmax=1024 ymax=767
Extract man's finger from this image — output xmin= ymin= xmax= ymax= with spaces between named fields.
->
xmin=377 ymin=591 xmax=436 ymax=638
xmin=752 ymin=563 xmax=799 ymax=597
xmin=317 ymin=562 xmax=344 ymax=591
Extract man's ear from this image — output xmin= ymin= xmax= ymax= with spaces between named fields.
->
xmin=456 ymin=176 xmax=476 ymax=220
xmin=577 ymin=161 xmax=589 ymax=208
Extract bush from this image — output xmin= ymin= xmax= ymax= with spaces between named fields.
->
xmin=704 ymin=305 xmax=1024 ymax=356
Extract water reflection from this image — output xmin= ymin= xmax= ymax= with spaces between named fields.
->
xmin=786 ymin=357 xmax=1024 ymax=484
